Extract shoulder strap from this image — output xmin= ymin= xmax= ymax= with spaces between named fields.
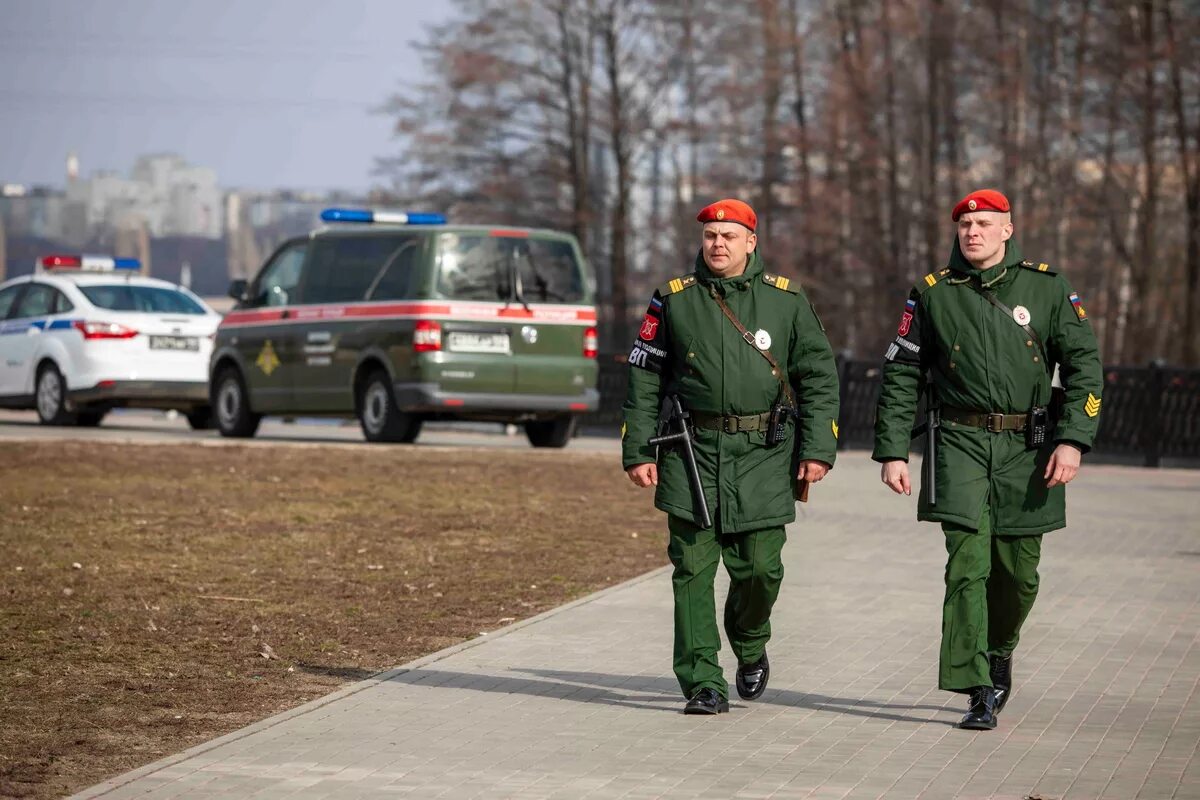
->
xmin=658 ymin=273 xmax=698 ymax=296
xmin=915 ymin=267 xmax=952 ymax=296
xmin=762 ymin=273 xmax=799 ymax=293
xmin=705 ymin=284 xmax=796 ymax=406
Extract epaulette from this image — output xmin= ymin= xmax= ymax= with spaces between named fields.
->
xmin=915 ymin=267 xmax=952 ymax=294
xmin=762 ymin=273 xmax=799 ymax=293
xmin=658 ymin=273 xmax=698 ymax=295
xmin=1019 ymin=260 xmax=1058 ymax=276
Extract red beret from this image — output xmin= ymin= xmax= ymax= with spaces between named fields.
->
xmin=952 ymin=189 xmax=1011 ymax=221
xmin=697 ymin=198 xmax=757 ymax=232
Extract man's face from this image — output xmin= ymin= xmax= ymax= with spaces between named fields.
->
xmin=956 ymin=211 xmax=1013 ymax=269
xmin=701 ymin=222 xmax=757 ymax=277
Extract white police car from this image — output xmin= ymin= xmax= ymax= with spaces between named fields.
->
xmin=0 ymin=255 xmax=222 ymax=427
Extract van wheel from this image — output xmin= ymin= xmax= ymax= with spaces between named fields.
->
xmin=186 ymin=407 xmax=214 ymax=430
xmin=35 ymin=363 xmax=76 ymax=425
xmin=358 ymin=370 xmax=421 ymax=443
xmin=213 ymin=368 xmax=261 ymax=438
xmin=525 ymin=416 xmax=576 ymax=448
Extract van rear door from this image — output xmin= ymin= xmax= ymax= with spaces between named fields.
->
xmin=508 ymin=234 xmax=596 ymax=400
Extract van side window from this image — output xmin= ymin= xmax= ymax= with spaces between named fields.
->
xmin=305 ymin=235 xmax=417 ymax=304
xmin=248 ymin=242 xmax=307 ymax=308
xmin=365 ymin=238 xmax=422 ymax=301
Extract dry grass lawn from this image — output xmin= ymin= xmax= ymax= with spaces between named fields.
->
xmin=0 ymin=440 xmax=664 ymax=799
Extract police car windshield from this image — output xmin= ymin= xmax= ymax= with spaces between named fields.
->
xmin=79 ymin=285 xmax=207 ymax=315
xmin=436 ymin=234 xmax=584 ymax=303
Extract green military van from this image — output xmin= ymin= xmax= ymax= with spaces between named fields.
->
xmin=209 ymin=209 xmax=599 ymax=447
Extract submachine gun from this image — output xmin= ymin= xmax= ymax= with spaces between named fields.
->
xmin=909 ymin=381 xmax=939 ymax=506
xmin=648 ymin=395 xmax=712 ymax=529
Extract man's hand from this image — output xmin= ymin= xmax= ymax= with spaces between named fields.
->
xmin=1044 ymin=443 xmax=1082 ymax=488
xmin=626 ymin=463 xmax=658 ymax=488
xmin=797 ymin=460 xmax=830 ymax=483
xmin=881 ymin=460 xmax=911 ymax=495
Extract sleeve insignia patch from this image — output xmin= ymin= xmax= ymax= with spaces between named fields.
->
xmin=1070 ymin=291 xmax=1087 ymax=320
xmin=898 ymin=298 xmax=916 ymax=336
xmin=1084 ymin=393 xmax=1101 ymax=418
xmin=639 ymin=315 xmax=659 ymax=340
xmin=831 ymin=419 xmax=839 ymax=439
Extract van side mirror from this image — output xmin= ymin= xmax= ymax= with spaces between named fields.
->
xmin=228 ymin=279 xmax=248 ymax=300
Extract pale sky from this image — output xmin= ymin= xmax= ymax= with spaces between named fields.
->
xmin=0 ymin=0 xmax=453 ymax=192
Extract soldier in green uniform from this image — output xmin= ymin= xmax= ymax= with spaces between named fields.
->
xmin=622 ymin=198 xmax=840 ymax=715
xmin=873 ymin=189 xmax=1103 ymax=730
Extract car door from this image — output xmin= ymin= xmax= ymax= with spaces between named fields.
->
xmin=2 ymin=283 xmax=60 ymax=397
xmin=0 ymin=283 xmax=29 ymax=396
xmin=230 ymin=239 xmax=308 ymax=412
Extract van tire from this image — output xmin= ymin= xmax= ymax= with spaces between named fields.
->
xmin=35 ymin=363 xmax=76 ymax=425
xmin=213 ymin=367 xmax=261 ymax=438
xmin=525 ymin=416 xmax=576 ymax=448
xmin=358 ymin=370 xmax=421 ymax=443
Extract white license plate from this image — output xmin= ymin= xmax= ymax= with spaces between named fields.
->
xmin=446 ymin=331 xmax=510 ymax=354
xmin=149 ymin=335 xmax=199 ymax=351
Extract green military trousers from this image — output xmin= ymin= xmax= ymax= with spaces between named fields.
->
xmin=667 ymin=514 xmax=786 ymax=700
xmin=940 ymin=502 xmax=1043 ymax=693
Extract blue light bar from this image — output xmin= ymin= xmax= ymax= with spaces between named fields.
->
xmin=320 ymin=208 xmax=447 ymax=225
xmin=113 ymin=258 xmax=141 ymax=270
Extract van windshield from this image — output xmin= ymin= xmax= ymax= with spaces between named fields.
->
xmin=435 ymin=234 xmax=585 ymax=304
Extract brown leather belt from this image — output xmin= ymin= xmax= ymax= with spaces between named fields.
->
xmin=691 ymin=410 xmax=772 ymax=434
xmin=941 ymin=406 xmax=1028 ymax=433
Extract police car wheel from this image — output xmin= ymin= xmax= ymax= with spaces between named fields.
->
xmin=76 ymin=410 xmax=107 ymax=427
xmin=35 ymin=363 xmax=77 ymax=426
xmin=214 ymin=368 xmax=262 ymax=438
xmin=525 ymin=416 xmax=576 ymax=448
xmin=359 ymin=371 xmax=421 ymax=443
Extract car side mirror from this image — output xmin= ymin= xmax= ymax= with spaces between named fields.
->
xmin=228 ymin=279 xmax=248 ymax=300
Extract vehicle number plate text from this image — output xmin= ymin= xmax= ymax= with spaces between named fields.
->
xmin=446 ymin=331 xmax=510 ymax=354
xmin=149 ymin=335 xmax=199 ymax=351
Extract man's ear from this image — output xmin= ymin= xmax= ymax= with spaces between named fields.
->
xmin=747 ymin=233 xmax=758 ymax=252
xmin=1000 ymin=222 xmax=1014 ymax=242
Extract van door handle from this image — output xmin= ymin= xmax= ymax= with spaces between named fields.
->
xmin=280 ymin=309 xmax=291 ymax=319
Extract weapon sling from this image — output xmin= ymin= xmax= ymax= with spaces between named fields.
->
xmin=706 ymin=284 xmax=810 ymax=501
xmin=706 ymin=285 xmax=796 ymax=406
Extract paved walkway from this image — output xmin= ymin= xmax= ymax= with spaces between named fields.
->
xmin=74 ymin=454 xmax=1200 ymax=799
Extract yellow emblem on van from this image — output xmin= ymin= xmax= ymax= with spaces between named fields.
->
xmin=256 ymin=340 xmax=281 ymax=376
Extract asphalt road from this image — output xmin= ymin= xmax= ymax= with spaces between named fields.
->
xmin=0 ymin=409 xmax=622 ymax=453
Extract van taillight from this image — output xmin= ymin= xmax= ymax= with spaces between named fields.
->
xmin=73 ymin=321 xmax=139 ymax=340
xmin=413 ymin=320 xmax=442 ymax=352
xmin=583 ymin=326 xmax=598 ymax=359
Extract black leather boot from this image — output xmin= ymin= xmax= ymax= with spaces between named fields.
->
xmin=683 ymin=687 xmax=729 ymax=715
xmin=735 ymin=652 xmax=770 ymax=700
xmin=990 ymin=654 xmax=1012 ymax=713
xmin=959 ymin=686 xmax=998 ymax=730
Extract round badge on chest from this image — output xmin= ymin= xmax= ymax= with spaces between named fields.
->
xmin=754 ymin=329 xmax=772 ymax=350
xmin=1012 ymin=305 xmax=1032 ymax=326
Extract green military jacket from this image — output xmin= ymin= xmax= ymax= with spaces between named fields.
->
xmin=622 ymin=250 xmax=840 ymax=532
xmin=872 ymin=239 xmax=1104 ymax=535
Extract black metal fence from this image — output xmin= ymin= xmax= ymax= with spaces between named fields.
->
xmin=585 ymin=355 xmax=1200 ymax=467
